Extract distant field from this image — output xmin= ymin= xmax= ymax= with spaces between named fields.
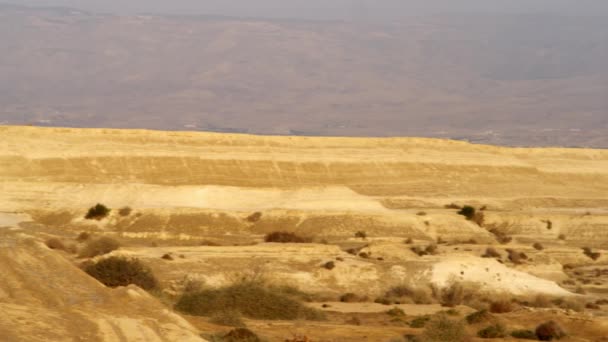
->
xmin=0 ymin=5 xmax=607 ymax=147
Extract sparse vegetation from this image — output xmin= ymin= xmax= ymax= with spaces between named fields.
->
xmin=416 ymin=211 xmax=427 ymax=216
xmin=477 ymin=323 xmax=507 ymax=338
xmin=384 ymin=285 xmax=432 ymax=305
xmin=210 ymin=309 xmax=246 ymax=328
xmin=506 ymin=249 xmax=528 ymax=264
xmin=457 ymin=205 xmax=476 ymax=220
xmin=161 ymin=253 xmax=174 ymax=261
xmin=421 ymin=316 xmax=467 ymax=342
xmin=264 ymin=231 xmax=311 ymax=243
xmin=489 ymin=300 xmax=514 ymax=313
xmin=410 ymin=316 xmax=431 ymax=328
xmin=411 ymin=244 xmax=438 ymax=256
xmin=533 ymin=242 xmax=544 ymax=250
xmin=481 ymin=247 xmax=501 ymax=258
xmin=322 ymin=261 xmax=335 ymax=270
xmin=535 ymin=321 xmax=565 ymax=341
xmin=85 ymin=203 xmax=110 ymax=220
xmin=78 ymin=236 xmax=120 ymax=258
xmin=434 ymin=282 xmax=472 ymax=307
xmin=445 ymin=203 xmax=461 ymax=209
xmin=176 ymin=281 xmax=324 ymax=320
xmin=222 ymin=328 xmax=261 ymax=342
xmin=386 ymin=307 xmax=405 ymax=317
xmin=84 ymin=256 xmax=158 ymax=290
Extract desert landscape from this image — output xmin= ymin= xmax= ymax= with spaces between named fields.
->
xmin=1 ymin=125 xmax=608 ymax=341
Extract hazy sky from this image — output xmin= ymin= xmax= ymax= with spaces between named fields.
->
xmin=7 ymin=0 xmax=608 ymax=18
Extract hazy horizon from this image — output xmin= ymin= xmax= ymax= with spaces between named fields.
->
xmin=4 ymin=0 xmax=608 ymax=19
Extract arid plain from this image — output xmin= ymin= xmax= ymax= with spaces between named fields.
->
xmin=1 ymin=125 xmax=608 ymax=341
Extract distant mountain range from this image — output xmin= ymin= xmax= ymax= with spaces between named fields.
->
xmin=0 ymin=5 xmax=606 ymax=147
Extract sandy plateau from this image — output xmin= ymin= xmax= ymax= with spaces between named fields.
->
xmin=1 ymin=125 xmax=608 ymax=341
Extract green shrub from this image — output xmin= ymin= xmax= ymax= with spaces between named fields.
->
xmin=421 ymin=316 xmax=467 ymax=342
xmin=535 ymin=321 xmax=565 ymax=341
xmin=477 ymin=324 xmax=507 ymax=338
xmin=84 ymin=256 xmax=158 ymax=290
xmin=264 ymin=231 xmax=311 ymax=243
xmin=511 ymin=329 xmax=537 ymax=340
xmin=85 ymin=203 xmax=110 ymax=220
xmin=79 ymin=236 xmax=120 ymax=258
xmin=175 ymin=281 xmax=323 ymax=321
xmin=465 ymin=309 xmax=491 ymax=324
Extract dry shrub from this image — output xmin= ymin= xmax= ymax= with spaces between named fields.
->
xmin=533 ymin=242 xmax=544 ymax=250
xmin=529 ymin=294 xmax=553 ymax=308
xmin=222 ymin=328 xmax=261 ymax=342
xmin=322 ymin=261 xmax=335 ymax=270
xmin=355 ymin=231 xmax=367 ymax=239
xmin=175 ymin=281 xmax=324 ymax=321
xmin=416 ymin=211 xmax=427 ymax=216
xmin=558 ymin=234 xmax=566 ymax=240
xmin=118 ymin=206 xmax=132 ymax=216
xmin=200 ymin=240 xmax=221 ymax=246
xmin=482 ymin=247 xmax=501 ymax=258
xmin=358 ymin=252 xmax=370 ymax=259
xmin=76 ymin=232 xmax=91 ymax=242
xmin=445 ymin=203 xmax=462 ymax=209
xmin=489 ymin=229 xmax=512 ymax=244
xmin=79 ymin=236 xmax=120 ymax=258
xmin=84 ymin=256 xmax=158 ymax=290
xmin=535 ymin=321 xmax=566 ymax=341
xmin=586 ymin=302 xmax=600 ymax=310
xmin=583 ymin=247 xmax=601 ymax=261
xmin=411 ymin=244 xmax=438 ymax=257
xmin=340 ymin=293 xmax=363 ymax=303
xmin=161 ymin=253 xmax=174 ymax=261
xmin=85 ymin=203 xmax=110 ymax=220
xmin=45 ymin=238 xmax=66 ymax=251
xmin=465 ymin=309 xmax=491 ymax=324
xmin=489 ymin=300 xmax=514 ymax=313
xmin=477 ymin=323 xmax=507 ymax=338
xmin=558 ymin=298 xmax=584 ymax=312
xmin=385 ymin=285 xmax=432 ymax=304
xmin=434 ymin=282 xmax=474 ymax=307
xmin=457 ymin=206 xmax=476 ymax=220
xmin=511 ymin=330 xmax=537 ymax=340
xmin=210 ymin=309 xmax=246 ymax=328
xmin=421 ymin=316 xmax=467 ymax=342
xmin=246 ymin=212 xmax=262 ymax=223
xmin=404 ymin=237 xmax=414 ymax=244
xmin=386 ymin=307 xmax=406 ymax=317
xmin=506 ymin=249 xmax=527 ymax=264
xmin=264 ymin=231 xmax=311 ymax=243
xmin=410 ymin=316 xmax=431 ymax=328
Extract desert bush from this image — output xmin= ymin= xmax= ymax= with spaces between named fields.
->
xmin=340 ymin=293 xmax=362 ymax=303
xmin=222 ymin=328 xmax=261 ymax=342
xmin=489 ymin=300 xmax=514 ymax=313
xmin=488 ymin=229 xmax=513 ymax=244
xmin=386 ymin=307 xmax=406 ymax=317
xmin=445 ymin=203 xmax=461 ymax=209
xmin=558 ymin=298 xmax=584 ymax=312
xmin=416 ymin=211 xmax=427 ymax=216
xmin=506 ymin=249 xmax=527 ymax=264
xmin=355 ymin=231 xmax=367 ymax=239
xmin=85 ymin=203 xmax=110 ymax=220
xmin=161 ymin=253 xmax=174 ymax=261
xmin=76 ymin=232 xmax=91 ymax=242
xmin=358 ymin=252 xmax=370 ymax=258
xmin=582 ymin=247 xmax=601 ymax=260
xmin=84 ymin=256 xmax=158 ymax=290
xmin=411 ymin=244 xmax=438 ymax=257
xmin=385 ymin=285 xmax=432 ymax=304
xmin=79 ymin=236 xmax=120 ymax=258
xmin=118 ymin=206 xmax=132 ymax=216
xmin=457 ymin=206 xmax=476 ymax=220
xmin=558 ymin=234 xmax=566 ymax=240
xmin=210 ymin=309 xmax=246 ymax=328
xmin=421 ymin=316 xmax=467 ymax=342
xmin=404 ymin=237 xmax=414 ymax=244
xmin=434 ymin=282 xmax=469 ymax=307
xmin=529 ymin=294 xmax=553 ymax=308
xmin=264 ymin=231 xmax=311 ymax=243
xmin=45 ymin=238 xmax=66 ymax=251
xmin=586 ymin=302 xmax=600 ymax=310
xmin=176 ymin=281 xmax=324 ymax=320
xmin=535 ymin=321 xmax=565 ymax=341
xmin=477 ymin=323 xmax=507 ymax=338
xmin=482 ymin=247 xmax=501 ymax=258
xmin=511 ymin=329 xmax=537 ymax=340
xmin=246 ymin=212 xmax=262 ymax=223
xmin=322 ymin=261 xmax=335 ymax=270
xmin=465 ymin=309 xmax=491 ymax=324
xmin=410 ymin=316 xmax=431 ymax=328
xmin=533 ymin=242 xmax=544 ymax=251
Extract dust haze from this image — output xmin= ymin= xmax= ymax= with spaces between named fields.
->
xmin=0 ymin=1 xmax=607 ymax=146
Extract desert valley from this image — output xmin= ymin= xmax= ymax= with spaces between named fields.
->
xmin=1 ymin=125 xmax=608 ymax=341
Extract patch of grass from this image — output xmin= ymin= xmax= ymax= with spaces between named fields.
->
xmin=85 ymin=203 xmax=110 ymax=220
xmin=511 ymin=329 xmax=537 ymax=340
xmin=79 ymin=236 xmax=120 ymax=258
xmin=84 ymin=256 xmax=158 ymax=290
xmin=421 ymin=316 xmax=467 ymax=342
xmin=264 ymin=231 xmax=311 ymax=243
xmin=175 ymin=281 xmax=324 ymax=321
xmin=535 ymin=321 xmax=565 ymax=341
xmin=477 ymin=323 xmax=507 ymax=338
